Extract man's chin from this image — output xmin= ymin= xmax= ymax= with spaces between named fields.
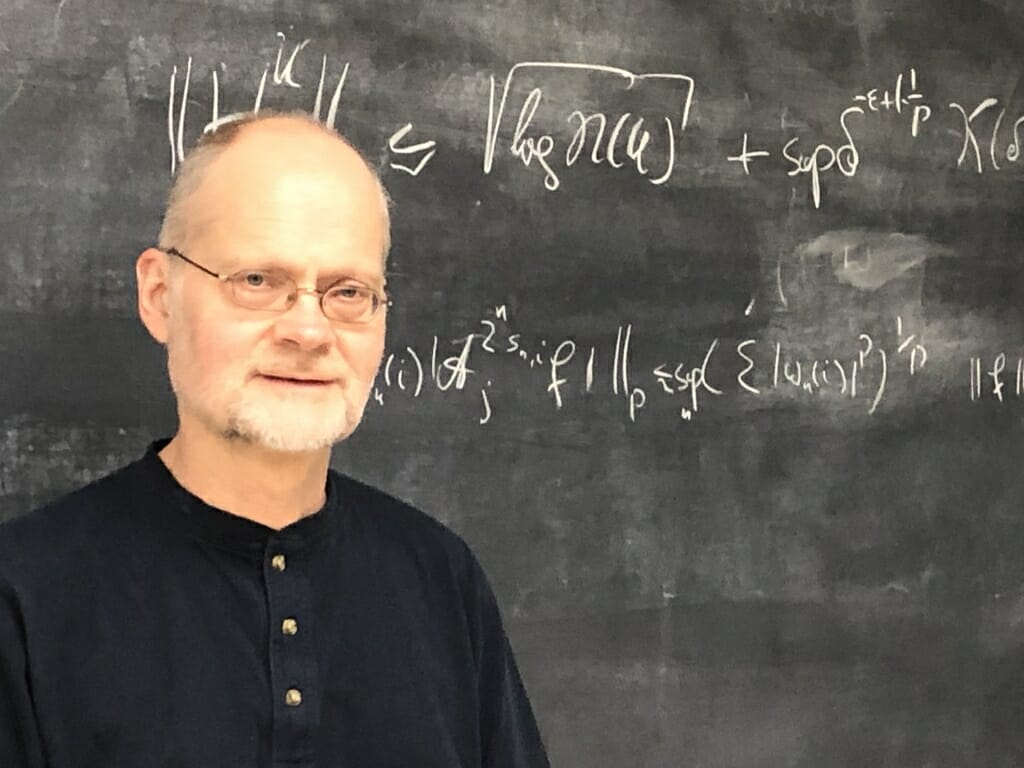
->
xmin=227 ymin=425 xmax=346 ymax=453
xmin=259 ymin=435 xmax=340 ymax=453
xmin=221 ymin=409 xmax=351 ymax=454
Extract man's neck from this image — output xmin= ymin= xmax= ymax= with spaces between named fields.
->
xmin=158 ymin=428 xmax=331 ymax=530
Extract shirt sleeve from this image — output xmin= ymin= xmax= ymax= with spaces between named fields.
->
xmin=0 ymin=574 xmax=47 ymax=768
xmin=462 ymin=547 xmax=551 ymax=768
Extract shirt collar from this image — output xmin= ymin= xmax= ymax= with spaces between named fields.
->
xmin=137 ymin=438 xmax=336 ymax=554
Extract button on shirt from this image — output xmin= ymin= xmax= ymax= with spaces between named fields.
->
xmin=0 ymin=441 xmax=549 ymax=768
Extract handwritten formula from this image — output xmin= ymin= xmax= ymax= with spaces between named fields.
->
xmin=164 ymin=35 xmax=1023 ymax=207
xmin=154 ymin=34 xmax=1024 ymax=427
xmin=368 ymin=303 xmax=1014 ymax=426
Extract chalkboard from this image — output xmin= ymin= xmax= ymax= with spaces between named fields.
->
xmin=3 ymin=1 xmax=1024 ymax=764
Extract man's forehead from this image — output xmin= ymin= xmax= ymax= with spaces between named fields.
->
xmin=186 ymin=210 xmax=386 ymax=279
xmin=189 ymin=138 xmax=381 ymax=227
xmin=168 ymin=118 xmax=388 ymax=270
xmin=213 ymin=120 xmax=368 ymax=177
xmin=204 ymin=154 xmax=369 ymax=204
xmin=195 ymin=178 xmax=365 ymax=228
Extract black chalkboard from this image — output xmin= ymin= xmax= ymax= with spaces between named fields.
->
xmin=3 ymin=1 xmax=1024 ymax=764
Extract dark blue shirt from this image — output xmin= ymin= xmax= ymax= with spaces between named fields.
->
xmin=0 ymin=441 xmax=549 ymax=768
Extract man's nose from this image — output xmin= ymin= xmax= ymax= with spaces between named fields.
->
xmin=272 ymin=290 xmax=334 ymax=349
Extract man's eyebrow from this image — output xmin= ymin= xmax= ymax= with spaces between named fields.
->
xmin=220 ymin=248 xmax=383 ymax=284
xmin=217 ymin=251 xmax=274 ymax=272
xmin=228 ymin=257 xmax=380 ymax=283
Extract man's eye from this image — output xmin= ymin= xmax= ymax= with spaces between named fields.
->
xmin=328 ymin=285 xmax=367 ymax=301
xmin=235 ymin=271 xmax=287 ymax=290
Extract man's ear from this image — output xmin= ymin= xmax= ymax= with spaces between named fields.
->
xmin=136 ymin=248 xmax=173 ymax=344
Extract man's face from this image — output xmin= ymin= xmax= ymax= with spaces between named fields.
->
xmin=163 ymin=127 xmax=388 ymax=453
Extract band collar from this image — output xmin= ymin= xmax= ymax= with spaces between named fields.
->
xmin=139 ymin=438 xmax=335 ymax=555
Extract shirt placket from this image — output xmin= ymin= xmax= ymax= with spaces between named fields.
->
xmin=264 ymin=541 xmax=319 ymax=766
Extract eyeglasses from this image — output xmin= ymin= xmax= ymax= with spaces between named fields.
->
xmin=164 ymin=248 xmax=387 ymax=324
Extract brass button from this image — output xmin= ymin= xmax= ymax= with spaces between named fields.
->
xmin=281 ymin=618 xmax=298 ymax=636
xmin=285 ymin=688 xmax=302 ymax=707
xmin=271 ymin=554 xmax=286 ymax=572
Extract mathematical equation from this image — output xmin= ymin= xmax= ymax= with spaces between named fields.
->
xmin=365 ymin=303 xmax=1024 ymax=427
xmin=164 ymin=35 xmax=1024 ymax=204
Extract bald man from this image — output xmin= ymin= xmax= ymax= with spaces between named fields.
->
xmin=0 ymin=113 xmax=550 ymax=768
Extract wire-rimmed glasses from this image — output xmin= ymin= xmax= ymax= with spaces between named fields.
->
xmin=164 ymin=247 xmax=387 ymax=324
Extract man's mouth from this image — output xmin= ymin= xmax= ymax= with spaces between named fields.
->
xmin=258 ymin=373 xmax=335 ymax=387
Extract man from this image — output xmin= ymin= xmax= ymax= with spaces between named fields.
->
xmin=0 ymin=112 xmax=550 ymax=767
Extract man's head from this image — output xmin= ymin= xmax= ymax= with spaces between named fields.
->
xmin=137 ymin=112 xmax=390 ymax=454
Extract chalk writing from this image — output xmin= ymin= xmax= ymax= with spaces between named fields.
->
xmin=852 ymin=68 xmax=931 ymax=138
xmin=969 ymin=354 xmax=1024 ymax=403
xmin=782 ymin=106 xmax=862 ymax=208
xmin=161 ymin=44 xmax=1022 ymax=204
xmin=164 ymin=34 xmax=350 ymax=173
xmin=371 ymin=304 xmax=952 ymax=425
xmin=482 ymin=62 xmax=695 ymax=191
xmin=735 ymin=69 xmax=941 ymax=206
xmin=388 ymin=123 xmax=438 ymax=176
xmin=273 ymin=33 xmax=309 ymax=89
xmin=728 ymin=133 xmax=771 ymax=175
xmin=949 ymin=97 xmax=1024 ymax=174
xmin=653 ymin=340 xmax=722 ymax=421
